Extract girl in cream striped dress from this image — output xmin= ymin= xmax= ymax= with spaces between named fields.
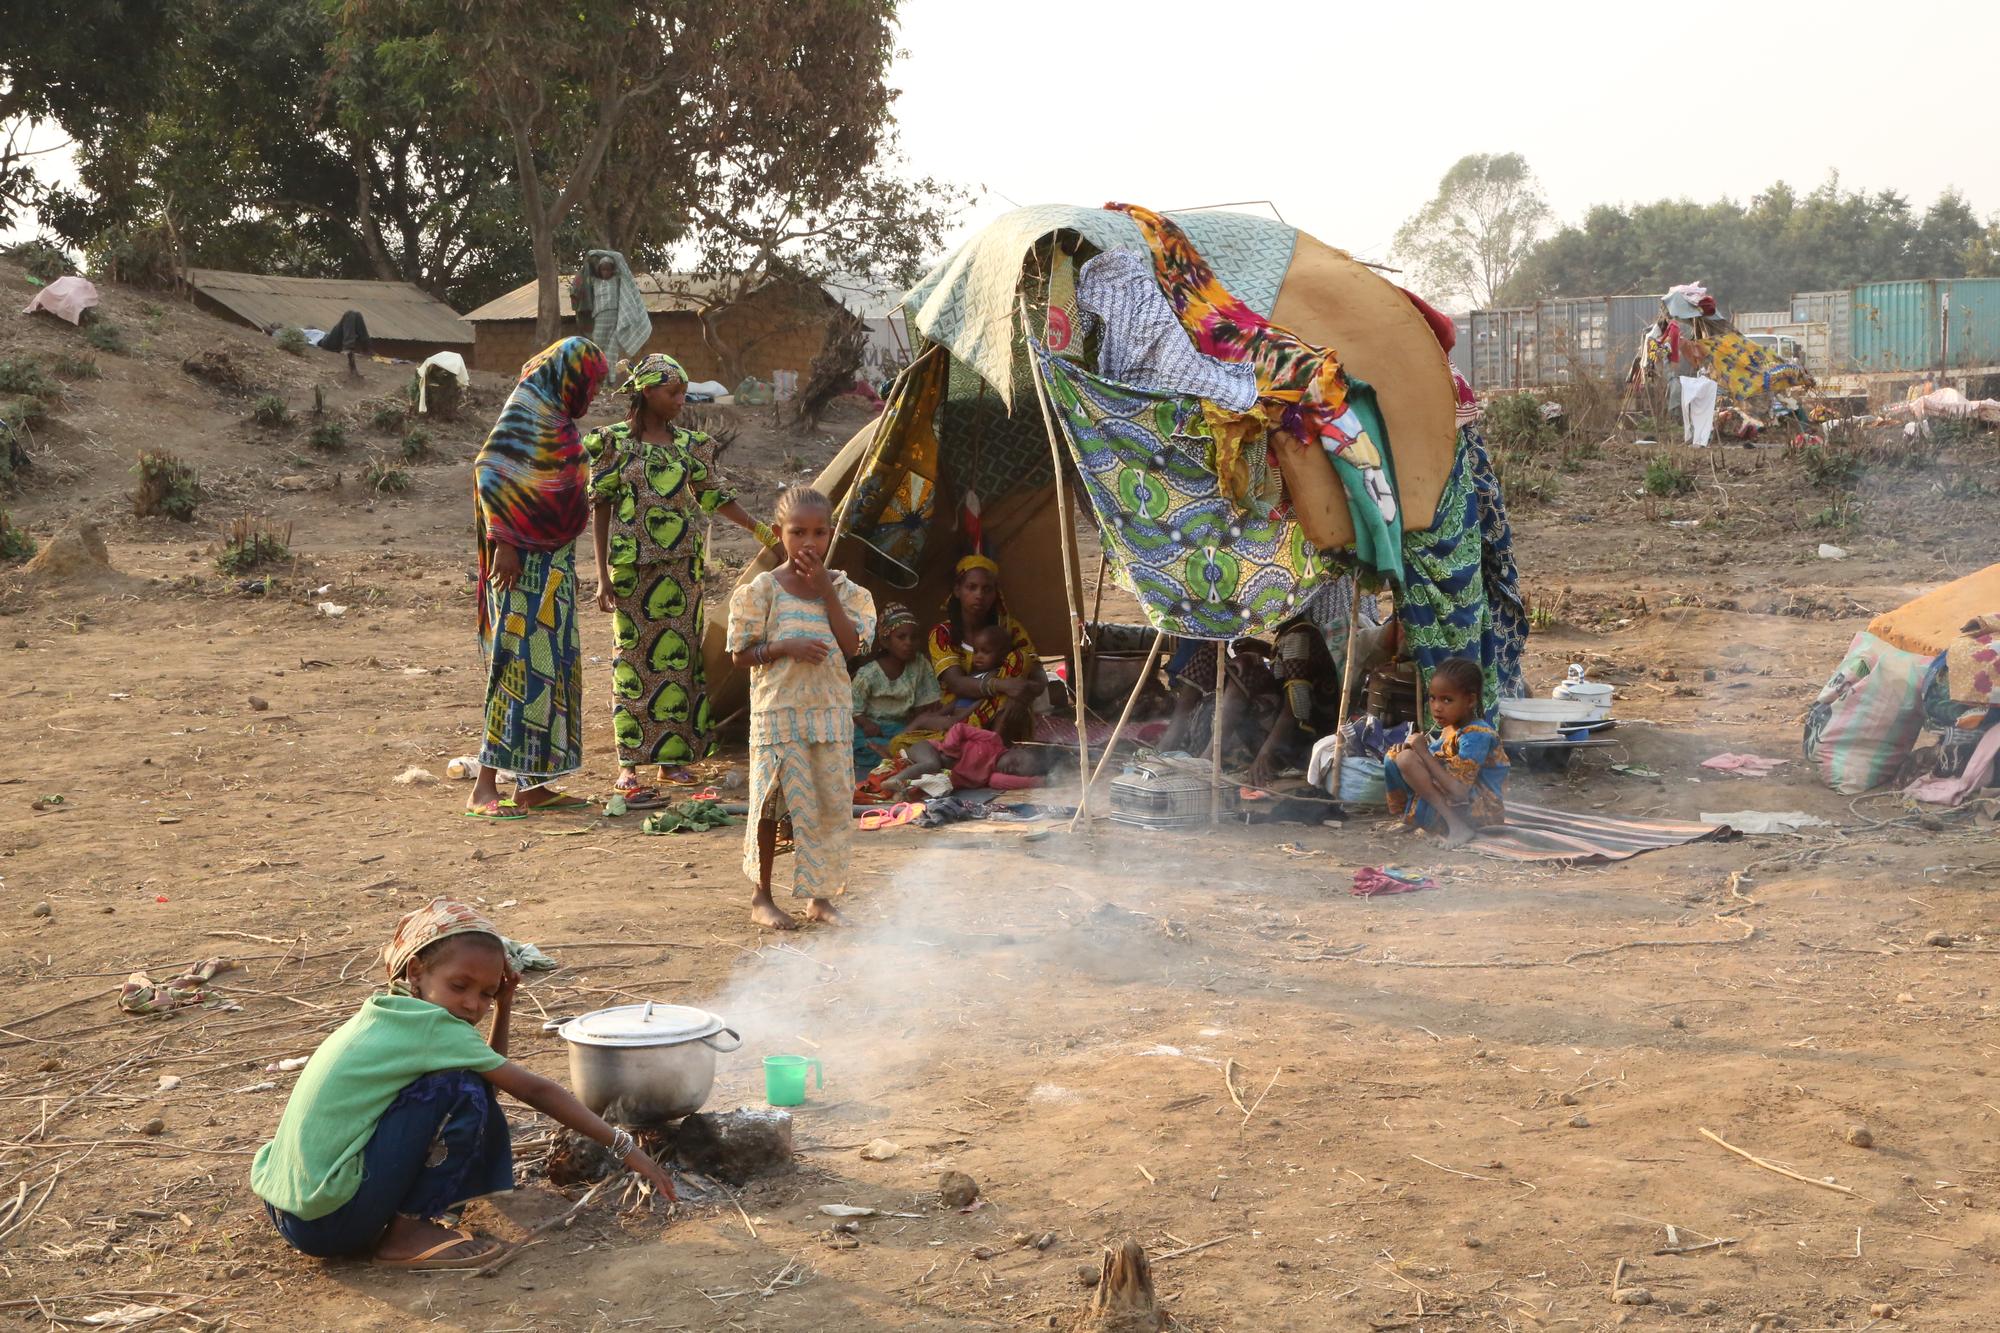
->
xmin=727 ymin=487 xmax=876 ymax=929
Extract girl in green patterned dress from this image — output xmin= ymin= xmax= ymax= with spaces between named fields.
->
xmin=585 ymin=354 xmax=774 ymax=794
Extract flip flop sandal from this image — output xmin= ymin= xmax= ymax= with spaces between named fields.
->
xmin=658 ymin=767 xmax=701 ymax=786
xmin=373 ymin=1229 xmax=506 ymax=1271
xmin=620 ymin=788 xmax=670 ymax=810
xmin=462 ymin=800 xmax=526 ymax=821
xmin=506 ymin=792 xmax=593 ymax=814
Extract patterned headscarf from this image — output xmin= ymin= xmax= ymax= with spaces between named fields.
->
xmin=619 ymin=352 xmax=688 ymax=394
xmin=472 ymin=336 xmax=609 ymax=631
xmin=383 ymin=898 xmax=502 ymax=984
xmin=878 ymin=602 xmax=916 ymax=634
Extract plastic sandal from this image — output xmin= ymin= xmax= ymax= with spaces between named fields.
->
xmin=461 ymin=800 xmax=526 ymax=821
xmin=373 ymin=1229 xmax=506 ymax=1270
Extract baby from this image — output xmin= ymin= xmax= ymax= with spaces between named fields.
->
xmin=909 ymin=624 xmax=1015 ymax=729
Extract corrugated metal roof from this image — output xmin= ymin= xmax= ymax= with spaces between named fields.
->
xmin=462 ymin=272 xmax=832 ymax=323
xmin=186 ymin=268 xmax=471 ymax=345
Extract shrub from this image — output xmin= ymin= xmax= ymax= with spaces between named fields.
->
xmin=0 ymin=511 xmax=33 ymax=562
xmin=87 ymin=221 xmax=178 ymax=288
xmin=1798 ymin=442 xmax=1863 ymax=490
xmin=400 ymin=427 xmax=433 ymax=461
xmin=217 ymin=516 xmax=291 ymax=573
xmin=369 ymin=399 xmax=406 ymax=431
xmin=251 ymin=394 xmax=293 ymax=428
xmin=1490 ymin=447 xmax=1560 ymax=503
xmin=83 ymin=320 xmax=127 ymax=354
xmin=276 ymin=326 xmax=309 ymax=357
xmin=365 ymin=458 xmax=411 ymax=494
xmin=0 ymin=358 xmax=58 ymax=402
xmin=1643 ymin=453 xmax=1694 ymax=497
xmin=52 ymin=352 xmax=99 ymax=380
xmin=308 ymin=421 xmax=348 ymax=452
xmin=1482 ymin=392 xmax=1556 ymax=452
xmin=5 ymin=239 xmax=76 ymax=284
xmin=0 ymin=413 xmax=29 ymax=491
xmin=131 ymin=450 xmax=200 ymax=521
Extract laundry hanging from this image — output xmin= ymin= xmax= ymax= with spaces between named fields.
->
xmin=1075 ymin=248 xmax=1258 ymax=410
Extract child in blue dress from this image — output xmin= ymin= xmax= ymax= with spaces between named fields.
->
xmin=1384 ymin=657 xmax=1507 ymax=847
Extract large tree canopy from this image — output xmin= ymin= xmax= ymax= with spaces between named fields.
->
xmin=1499 ymin=178 xmax=2000 ymax=310
xmin=1393 ymin=153 xmax=1551 ymax=310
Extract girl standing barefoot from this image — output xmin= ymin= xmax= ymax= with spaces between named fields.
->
xmin=726 ymin=487 xmax=876 ymax=929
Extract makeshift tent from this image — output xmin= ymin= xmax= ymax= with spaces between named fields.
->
xmin=703 ymin=203 xmax=1516 ymax=812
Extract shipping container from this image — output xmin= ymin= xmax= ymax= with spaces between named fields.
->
xmin=1850 ymin=278 xmax=2000 ymax=371
xmin=1789 ymin=290 xmax=1852 ymax=372
xmin=1533 ymin=295 xmax=1657 ymax=382
xmin=1448 ymin=314 xmax=1471 ymax=383
xmin=1468 ymin=307 xmax=1538 ymax=391
xmin=1733 ymin=310 xmax=1789 ymax=333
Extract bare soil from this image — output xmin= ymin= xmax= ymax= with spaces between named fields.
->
xmin=3 ymin=263 xmax=1997 ymax=1331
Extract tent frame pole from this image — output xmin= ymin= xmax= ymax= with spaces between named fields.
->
xmin=1209 ymin=645 xmax=1227 ymax=824
xmin=1324 ymin=579 xmax=1365 ymax=809
xmin=1019 ymin=300 xmax=1094 ymax=822
xmin=1068 ymin=628 xmax=1166 ymax=833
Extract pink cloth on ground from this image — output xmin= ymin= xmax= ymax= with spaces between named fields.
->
xmin=22 ymin=276 xmax=99 ymax=325
xmin=1905 ymin=724 xmax=2000 ymax=807
xmin=987 ymin=770 xmax=1044 ymax=791
xmin=937 ymin=722 xmax=1008 ymax=788
xmin=1701 ymin=752 xmax=1787 ymax=776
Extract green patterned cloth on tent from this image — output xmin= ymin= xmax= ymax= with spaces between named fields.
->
xmin=834 ymin=352 xmax=949 ymax=582
xmin=1035 ymin=342 xmax=1334 ymax=639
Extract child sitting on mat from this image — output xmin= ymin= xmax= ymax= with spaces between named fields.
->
xmin=251 ymin=900 xmax=676 ymax=1270
xmin=1383 ymin=656 xmax=1507 ymax=847
xmin=850 ymin=602 xmax=940 ymax=776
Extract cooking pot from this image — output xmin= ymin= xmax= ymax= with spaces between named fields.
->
xmin=545 ymin=1001 xmax=742 ymax=1125
xmin=1550 ymin=663 xmax=1615 ymax=721
xmin=1497 ymin=697 xmax=1600 ymax=741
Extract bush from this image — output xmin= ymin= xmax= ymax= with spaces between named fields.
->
xmin=251 ymin=394 xmax=293 ymax=428
xmin=365 ymin=458 xmax=411 ymax=494
xmin=369 ymin=400 xmax=407 ymax=431
xmin=83 ymin=320 xmax=128 ymax=354
xmin=400 ymin=427 xmax=433 ymax=461
xmin=308 ymin=421 xmax=348 ymax=452
xmin=52 ymin=352 xmax=99 ymax=380
xmin=4 ymin=239 xmax=76 ymax=284
xmin=1482 ymin=392 xmax=1556 ymax=453
xmin=1643 ymin=453 xmax=1694 ymax=497
xmin=1797 ymin=442 xmax=1862 ymax=490
xmin=87 ymin=221 xmax=179 ymax=288
xmin=0 ymin=511 xmax=33 ymax=562
xmin=1490 ymin=447 xmax=1561 ymax=503
xmin=276 ymin=326 xmax=309 ymax=357
xmin=131 ymin=450 xmax=200 ymax=521
xmin=217 ymin=516 xmax=291 ymax=573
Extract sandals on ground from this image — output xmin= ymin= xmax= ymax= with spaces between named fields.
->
xmin=372 ymin=1228 xmax=506 ymax=1270
xmin=461 ymin=800 xmax=526 ymax=821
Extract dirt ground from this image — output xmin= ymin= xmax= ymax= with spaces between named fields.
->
xmin=3 ymin=266 xmax=1998 ymax=1331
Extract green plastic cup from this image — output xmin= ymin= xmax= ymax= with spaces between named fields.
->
xmin=763 ymin=1054 xmax=822 ymax=1107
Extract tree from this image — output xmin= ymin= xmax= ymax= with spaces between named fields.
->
xmin=1393 ymin=153 xmax=1550 ymax=309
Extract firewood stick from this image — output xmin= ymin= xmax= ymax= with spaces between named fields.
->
xmin=1698 ymin=1127 xmax=1859 ymax=1197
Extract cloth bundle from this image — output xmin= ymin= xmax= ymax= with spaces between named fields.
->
xmin=120 ymin=958 xmax=240 ymax=1016
xmin=1351 ymin=867 xmax=1439 ymax=897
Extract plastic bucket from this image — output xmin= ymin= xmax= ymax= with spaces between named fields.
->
xmin=763 ymin=1055 xmax=822 ymax=1107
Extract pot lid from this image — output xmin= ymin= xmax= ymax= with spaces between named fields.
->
xmin=559 ymin=1001 xmax=724 ymax=1048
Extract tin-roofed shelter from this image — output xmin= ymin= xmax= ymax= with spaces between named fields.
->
xmin=461 ymin=272 xmax=840 ymax=379
xmin=185 ymin=269 xmax=472 ymax=362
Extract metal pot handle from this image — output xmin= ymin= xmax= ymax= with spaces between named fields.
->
xmin=541 ymin=1018 xmax=568 ymax=1033
xmin=700 ymin=1026 xmax=743 ymax=1053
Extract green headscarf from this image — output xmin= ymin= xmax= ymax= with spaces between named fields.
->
xmin=619 ymin=352 xmax=688 ymax=394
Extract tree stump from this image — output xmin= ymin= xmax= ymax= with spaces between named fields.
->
xmin=1073 ymin=1239 xmax=1165 ymax=1333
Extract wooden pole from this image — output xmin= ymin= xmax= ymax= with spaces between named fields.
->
xmin=1089 ymin=549 xmax=1108 ymax=629
xmin=1020 ymin=300 xmax=1094 ymax=822
xmin=1210 ymin=642 xmax=1227 ymax=824
xmin=1069 ymin=628 xmax=1166 ymax=832
xmin=1324 ymin=579 xmax=1365 ymax=807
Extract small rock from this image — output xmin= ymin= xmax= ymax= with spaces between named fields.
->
xmin=823 ymin=1234 xmax=860 ymax=1250
xmin=1869 ymin=1303 xmax=1898 ymax=1319
xmin=393 ymin=766 xmax=440 ymax=786
xmin=971 ymin=1245 xmax=1001 ymax=1261
xmin=833 ymin=1220 xmax=860 ymax=1235
xmin=158 ymin=1075 xmax=181 ymax=1092
xmin=1558 ymin=1091 xmax=1579 ymax=1106
xmin=37 ymin=1055 xmax=61 ymax=1072
xmin=1462 ymin=1236 xmax=1483 ymax=1249
xmin=858 ymin=1138 xmax=901 ymax=1162
xmin=1669 ymin=1014 xmax=1687 ymax=1030
xmin=247 ymin=696 xmax=269 ymax=711
xmin=673 ymin=1107 xmax=795 ymax=1185
xmin=1612 ymin=1287 xmax=1651 ymax=1305
xmin=139 ymin=1118 xmax=165 ymax=1137
xmin=717 ymin=766 xmax=746 ymax=792
xmin=29 ymin=900 xmax=51 ymax=918
xmin=273 ymin=474 xmax=311 ymax=492
xmin=1923 ymin=930 xmax=1952 ymax=948
xmin=939 ymin=1170 xmax=980 ymax=1209
xmin=1076 ymin=1264 xmax=1100 ymax=1288
xmin=1845 ymin=1124 xmax=1874 ymax=1148
xmin=1033 ymin=1232 xmax=1057 ymax=1251
xmin=1568 ymin=1113 xmax=1591 ymax=1129
xmin=12 ymin=638 xmax=26 ymax=649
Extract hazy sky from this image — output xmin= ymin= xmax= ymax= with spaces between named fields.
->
xmin=890 ymin=0 xmax=2000 ymax=283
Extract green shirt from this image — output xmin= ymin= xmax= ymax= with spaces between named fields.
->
xmin=249 ymin=994 xmax=508 ymax=1220
xmin=582 ymin=421 xmax=732 ymax=573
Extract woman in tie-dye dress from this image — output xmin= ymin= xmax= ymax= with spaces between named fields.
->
xmin=583 ymin=353 xmax=774 ymax=796
xmin=468 ymin=337 xmax=609 ymax=820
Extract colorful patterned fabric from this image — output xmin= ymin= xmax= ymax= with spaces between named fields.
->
xmin=877 ymin=601 xmax=917 ymax=636
xmin=727 ymin=569 xmax=878 ymax=746
xmin=1398 ymin=428 xmax=1527 ymax=719
xmin=579 ymin=250 xmax=650 ymax=366
xmin=904 ymin=203 xmax=1298 ymax=409
xmin=584 ymin=419 xmax=731 ymax=767
xmin=472 ymin=337 xmax=608 ymax=633
xmin=120 ymin=957 xmax=239 ymax=1016
xmin=1385 ymin=722 xmax=1508 ymax=832
xmin=850 ymin=656 xmax=942 ymax=775
xmin=743 ymin=737 xmax=854 ymax=901
xmin=1075 ymin=248 xmax=1258 ymax=410
xmin=382 ymin=899 xmax=501 ymax=984
xmin=1034 ymin=345 xmax=1334 ymax=640
xmin=836 ymin=351 xmax=948 ymax=582
xmin=1945 ymin=615 xmax=2000 ymax=709
xmin=479 ymin=542 xmax=585 ymax=786
xmin=1692 ymin=329 xmax=1812 ymax=403
xmin=927 ymin=609 xmax=1037 ymax=731
xmin=618 ymin=352 xmax=687 ymax=392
